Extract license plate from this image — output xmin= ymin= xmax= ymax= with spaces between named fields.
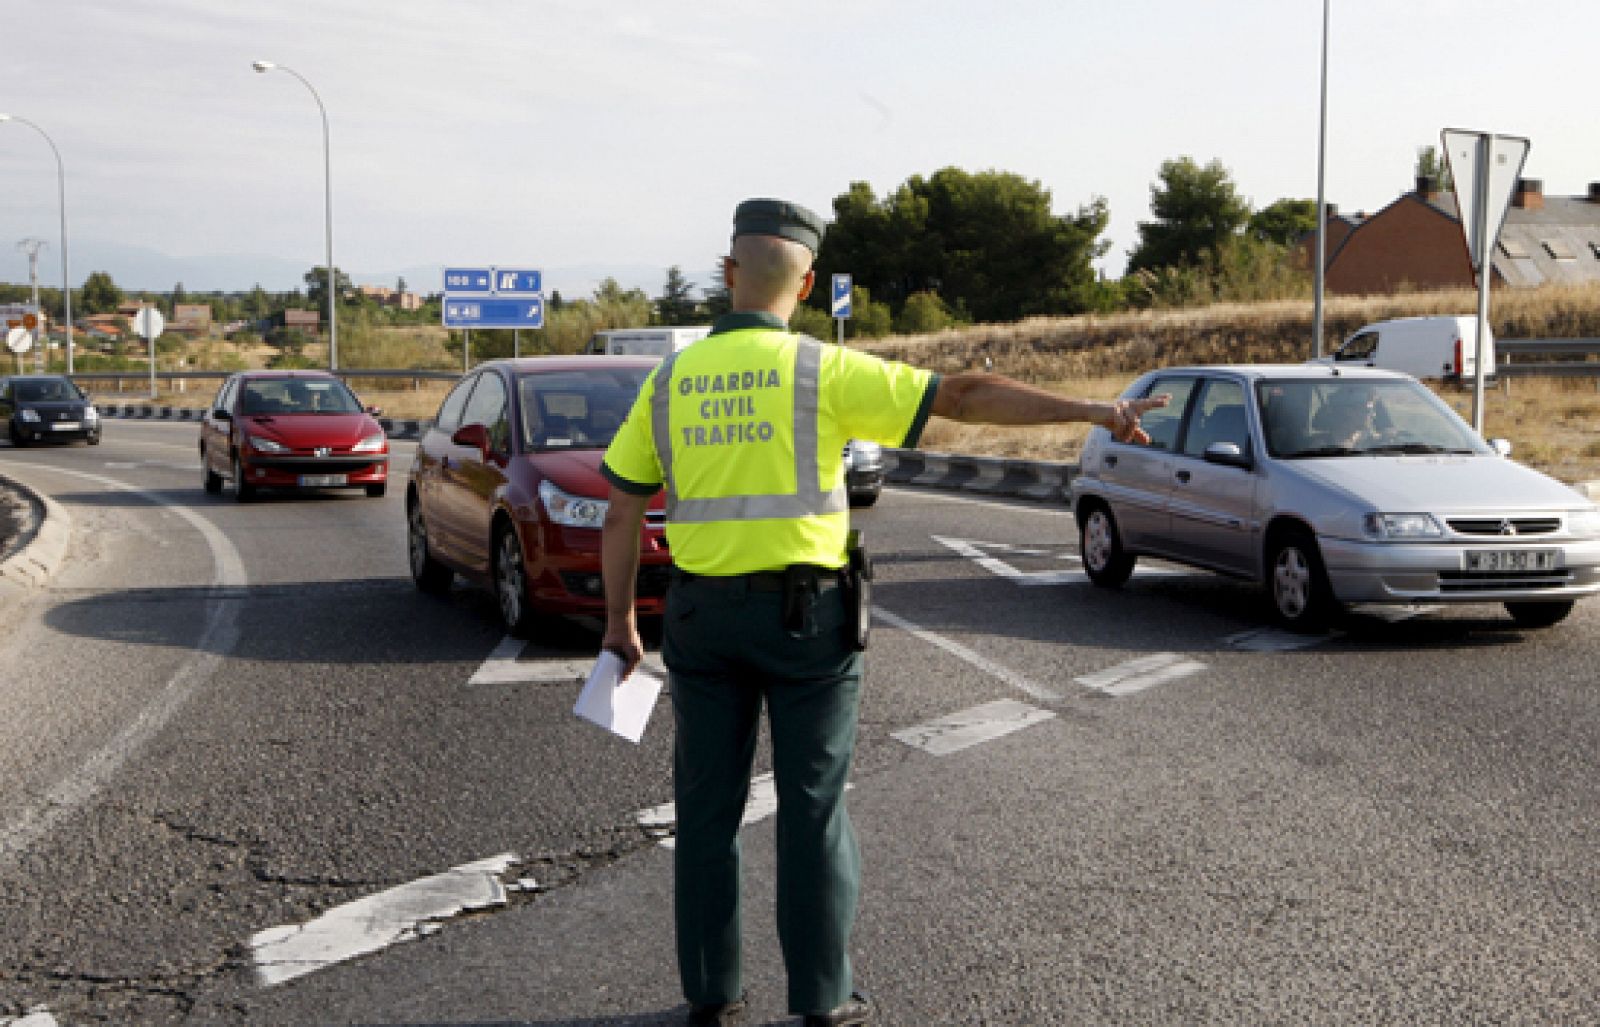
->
xmin=51 ymin=421 xmax=81 ymax=431
xmin=298 ymin=473 xmax=347 ymax=487
xmin=1465 ymin=549 xmax=1556 ymax=572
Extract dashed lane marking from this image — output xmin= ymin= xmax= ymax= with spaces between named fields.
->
xmin=1 ymin=1008 xmax=60 ymax=1026
xmin=467 ymin=634 xmax=664 ymax=686
xmin=249 ymin=853 xmax=520 ymax=986
xmin=634 ymin=773 xmax=853 ymax=849
xmin=891 ymin=698 xmax=1056 ymax=756
xmin=1075 ymin=652 xmax=1207 ymax=696
xmin=931 ymin=535 xmax=1189 ymax=586
xmin=872 ymin=604 xmax=1062 ymax=702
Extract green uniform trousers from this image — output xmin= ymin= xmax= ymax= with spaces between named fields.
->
xmin=662 ymin=571 xmax=864 ymax=1016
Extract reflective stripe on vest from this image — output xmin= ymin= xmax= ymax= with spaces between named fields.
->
xmin=650 ymin=335 xmax=848 ymax=522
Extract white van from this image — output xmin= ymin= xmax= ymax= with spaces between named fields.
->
xmin=584 ymin=326 xmax=711 ymax=357
xmin=1314 ymin=315 xmax=1494 ymax=381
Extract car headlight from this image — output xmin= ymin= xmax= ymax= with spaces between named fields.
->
xmin=539 ymin=479 xmax=608 ymax=529
xmin=1566 ymin=507 xmax=1600 ymax=538
xmin=248 ymin=434 xmax=289 ymax=454
xmin=351 ymin=433 xmax=386 ymax=453
xmin=84 ymin=406 xmax=99 ymax=421
xmin=848 ymin=440 xmax=883 ymax=469
xmin=1362 ymin=513 xmax=1444 ymax=539
xmin=20 ymin=409 xmax=41 ymax=423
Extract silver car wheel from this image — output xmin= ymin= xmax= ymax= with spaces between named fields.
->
xmin=1084 ymin=511 xmax=1115 ymax=572
xmin=496 ymin=530 xmax=527 ymax=628
xmin=1273 ymin=547 xmax=1311 ymax=618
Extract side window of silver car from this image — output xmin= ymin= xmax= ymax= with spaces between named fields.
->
xmin=1136 ymin=376 xmax=1198 ymax=451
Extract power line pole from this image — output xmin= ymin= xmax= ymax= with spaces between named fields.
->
xmin=17 ymin=237 xmax=46 ymax=371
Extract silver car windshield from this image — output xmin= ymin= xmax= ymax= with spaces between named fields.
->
xmin=516 ymin=367 xmax=652 ymax=452
xmin=1257 ymin=379 xmax=1487 ymax=459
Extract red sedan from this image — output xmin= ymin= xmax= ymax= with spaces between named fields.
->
xmin=199 ymin=371 xmax=389 ymax=500
xmin=406 ymin=356 xmax=669 ymax=635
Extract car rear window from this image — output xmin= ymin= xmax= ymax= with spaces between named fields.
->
xmin=516 ymin=368 xmax=652 ymax=451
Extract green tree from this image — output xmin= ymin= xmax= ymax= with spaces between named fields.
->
xmin=303 ymin=265 xmax=353 ymax=309
xmin=1127 ymin=157 xmax=1251 ymax=273
xmin=1417 ymin=144 xmax=1453 ymax=193
xmin=80 ymin=271 xmax=123 ymax=314
xmin=1248 ymin=198 xmax=1320 ymax=246
xmin=702 ymin=264 xmax=732 ymax=319
xmin=815 ymin=168 xmax=1109 ymax=324
xmin=244 ymin=284 xmax=271 ymax=319
xmin=171 ymin=281 xmax=187 ymax=313
xmin=894 ymin=290 xmax=958 ymax=334
xmin=656 ymin=265 xmax=699 ymax=325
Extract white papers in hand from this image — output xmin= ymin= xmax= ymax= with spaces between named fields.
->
xmin=574 ymin=650 xmax=664 ymax=744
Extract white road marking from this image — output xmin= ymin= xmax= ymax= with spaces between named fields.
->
xmin=932 ymin=535 xmax=1189 ymax=586
xmin=250 ymin=853 xmax=519 ymax=986
xmin=1224 ymin=627 xmax=1330 ymax=652
xmin=872 ymin=604 xmax=1062 ymax=701
xmin=466 ymin=634 xmax=664 ymax=686
xmin=1076 ymin=652 xmax=1207 ymax=696
xmin=635 ymin=773 xmax=854 ymax=849
xmin=1 ymin=1007 xmax=60 ymax=1026
xmin=891 ymin=699 xmax=1056 ymax=756
xmin=0 ymin=467 xmax=246 ymax=867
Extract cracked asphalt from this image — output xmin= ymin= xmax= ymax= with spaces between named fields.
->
xmin=3 ymin=421 xmax=1599 ymax=1024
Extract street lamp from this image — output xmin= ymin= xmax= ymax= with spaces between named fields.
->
xmin=0 ymin=114 xmax=75 ymax=373
xmin=252 ymin=60 xmax=338 ymax=371
xmin=1312 ymin=0 xmax=1330 ymax=359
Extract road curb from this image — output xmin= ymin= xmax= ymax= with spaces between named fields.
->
xmin=0 ymin=474 xmax=73 ymax=593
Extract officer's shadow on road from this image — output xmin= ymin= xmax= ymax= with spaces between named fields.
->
xmin=358 ymin=1012 xmax=791 ymax=1027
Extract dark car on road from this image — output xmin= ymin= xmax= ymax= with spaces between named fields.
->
xmin=199 ymin=371 xmax=389 ymax=500
xmin=407 ymin=356 xmax=670 ymax=635
xmin=1 ymin=374 xmax=101 ymax=446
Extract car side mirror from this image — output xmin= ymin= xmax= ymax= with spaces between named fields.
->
xmin=1203 ymin=441 xmax=1253 ymax=469
xmin=212 ymin=408 xmax=233 ymax=422
xmin=366 ymin=405 xmax=384 ymax=417
xmin=452 ymin=423 xmax=490 ymax=454
xmin=1489 ymin=437 xmax=1512 ymax=457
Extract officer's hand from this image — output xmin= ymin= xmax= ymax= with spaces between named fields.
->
xmin=1107 ymin=394 xmax=1170 ymax=445
xmin=600 ymin=625 xmax=644 ymax=678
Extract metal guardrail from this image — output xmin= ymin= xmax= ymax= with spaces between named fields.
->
xmin=1496 ymin=338 xmax=1600 ymax=379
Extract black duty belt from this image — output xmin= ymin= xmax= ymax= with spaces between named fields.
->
xmin=673 ymin=566 xmax=843 ymax=593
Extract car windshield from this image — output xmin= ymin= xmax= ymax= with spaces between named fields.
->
xmin=239 ymin=378 xmax=362 ymax=415
xmin=1257 ymin=378 xmax=1487 ymax=459
xmin=15 ymin=378 xmax=81 ymax=403
xmin=517 ymin=367 xmax=652 ymax=451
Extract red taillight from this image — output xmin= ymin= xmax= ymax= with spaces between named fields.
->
xmin=1453 ymin=337 xmax=1463 ymax=376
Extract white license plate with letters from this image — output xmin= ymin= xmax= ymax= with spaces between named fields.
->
xmin=51 ymin=422 xmax=81 ymax=431
xmin=298 ymin=473 xmax=347 ymax=487
xmin=1465 ymin=549 xmax=1555 ymax=572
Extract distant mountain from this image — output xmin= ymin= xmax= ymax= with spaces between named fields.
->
xmin=1 ymin=238 xmax=683 ymax=300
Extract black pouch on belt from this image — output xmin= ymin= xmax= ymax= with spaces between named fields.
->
xmin=843 ymin=528 xmax=873 ymax=650
xmin=781 ymin=565 xmax=821 ymax=639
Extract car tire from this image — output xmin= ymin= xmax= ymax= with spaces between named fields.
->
xmin=232 ymin=452 xmax=255 ymax=502
xmin=87 ymin=433 xmax=101 ymax=446
xmin=202 ymin=445 xmax=223 ymax=494
xmin=1504 ymin=600 xmax=1575 ymax=629
xmin=366 ymin=482 xmax=387 ymax=499
xmin=1267 ymin=528 xmax=1336 ymax=633
xmin=1080 ymin=503 xmax=1135 ymax=587
xmin=849 ymin=491 xmax=880 ymax=509
xmin=493 ymin=522 xmax=538 ymax=637
xmin=407 ymin=497 xmax=453 ymax=594
xmin=8 ymin=422 xmax=27 ymax=447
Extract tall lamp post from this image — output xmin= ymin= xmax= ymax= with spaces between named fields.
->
xmin=0 ymin=114 xmax=75 ymax=373
xmin=251 ymin=60 xmax=338 ymax=371
xmin=1312 ymin=0 xmax=1330 ymax=359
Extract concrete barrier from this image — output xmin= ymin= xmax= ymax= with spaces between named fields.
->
xmin=93 ymin=404 xmax=427 ymax=441
xmin=884 ymin=448 xmax=1075 ymax=504
xmin=0 ymin=475 xmax=73 ymax=593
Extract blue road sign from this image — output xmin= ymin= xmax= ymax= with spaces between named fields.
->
xmin=443 ymin=267 xmax=493 ymax=293
xmin=831 ymin=274 xmax=852 ymax=318
xmin=493 ymin=268 xmax=542 ymax=294
xmin=443 ymin=295 xmax=545 ymax=329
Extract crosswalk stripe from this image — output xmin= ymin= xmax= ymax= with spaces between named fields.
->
xmin=467 ymin=635 xmax=663 ymax=686
xmin=891 ymin=699 xmax=1056 ymax=756
xmin=635 ymin=773 xmax=854 ymax=849
xmin=1076 ymin=652 xmax=1207 ymax=696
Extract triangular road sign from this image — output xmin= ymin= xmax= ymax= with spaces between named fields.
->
xmin=1442 ymin=128 xmax=1530 ymax=271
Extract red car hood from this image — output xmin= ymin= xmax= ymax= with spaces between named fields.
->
xmin=529 ymin=448 xmax=665 ymax=510
xmin=244 ymin=413 xmax=383 ymax=449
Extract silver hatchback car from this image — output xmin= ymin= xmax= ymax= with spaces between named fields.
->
xmin=1071 ymin=365 xmax=1600 ymax=631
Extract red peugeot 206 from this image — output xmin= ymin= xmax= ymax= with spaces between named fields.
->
xmin=199 ymin=370 xmax=390 ymax=500
xmin=406 ymin=356 xmax=670 ymax=635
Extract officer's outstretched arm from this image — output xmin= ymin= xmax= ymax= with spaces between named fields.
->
xmin=931 ymin=373 xmax=1168 ymax=444
xmin=600 ymin=488 xmax=652 ymax=674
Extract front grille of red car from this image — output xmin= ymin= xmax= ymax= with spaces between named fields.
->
xmin=559 ymin=565 xmax=673 ymax=599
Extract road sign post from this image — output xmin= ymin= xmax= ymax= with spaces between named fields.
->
xmin=443 ymin=266 xmax=545 ymax=369
xmin=133 ymin=306 xmax=165 ymax=399
xmin=831 ymin=273 xmax=852 ymax=346
xmin=1442 ymin=129 xmax=1529 ymax=434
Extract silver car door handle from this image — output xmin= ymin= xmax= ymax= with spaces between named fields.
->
xmin=1175 ymin=469 xmax=1191 ymax=484
xmin=1104 ymin=454 xmax=1118 ymax=468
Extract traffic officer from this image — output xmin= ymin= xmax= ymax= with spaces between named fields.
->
xmin=599 ymin=198 xmax=1167 ymax=1026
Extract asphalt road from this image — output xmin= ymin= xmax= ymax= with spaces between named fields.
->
xmin=1 ymin=422 xmax=1597 ymax=1025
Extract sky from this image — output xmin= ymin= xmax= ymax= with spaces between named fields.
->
xmin=3 ymin=0 xmax=1599 ymax=302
